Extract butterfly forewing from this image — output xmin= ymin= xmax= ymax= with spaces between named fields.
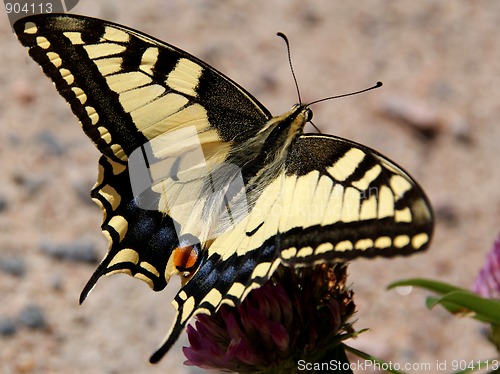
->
xmin=279 ymin=134 xmax=433 ymax=263
xmin=14 ymin=14 xmax=272 ymax=162
xmin=14 ymin=13 xmax=272 ymax=294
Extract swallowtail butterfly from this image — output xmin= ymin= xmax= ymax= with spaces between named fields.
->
xmin=15 ymin=14 xmax=433 ymax=363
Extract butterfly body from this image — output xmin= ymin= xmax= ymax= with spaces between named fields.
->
xmin=15 ymin=14 xmax=433 ymax=363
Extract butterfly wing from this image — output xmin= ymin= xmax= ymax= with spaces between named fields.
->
xmin=14 ymin=14 xmax=271 ymax=160
xmin=14 ymin=14 xmax=273 ymax=298
xmin=279 ymin=133 xmax=433 ymax=261
xmin=149 ymin=132 xmax=433 ymax=362
xmin=206 ymin=133 xmax=433 ymax=266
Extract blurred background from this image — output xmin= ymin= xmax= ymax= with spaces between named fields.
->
xmin=1 ymin=1 xmax=499 ymax=373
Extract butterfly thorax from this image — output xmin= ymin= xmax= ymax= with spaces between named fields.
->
xmin=226 ymin=105 xmax=309 ymax=193
xmin=230 ymin=104 xmax=310 ymax=182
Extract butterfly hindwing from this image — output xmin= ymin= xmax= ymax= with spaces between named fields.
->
xmin=150 ymin=241 xmax=279 ymax=363
xmin=80 ymin=155 xmax=180 ymax=301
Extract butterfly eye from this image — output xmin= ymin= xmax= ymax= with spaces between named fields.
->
xmin=305 ymin=108 xmax=313 ymax=122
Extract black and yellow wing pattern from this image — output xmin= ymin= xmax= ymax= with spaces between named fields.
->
xmin=15 ymin=14 xmax=433 ymax=363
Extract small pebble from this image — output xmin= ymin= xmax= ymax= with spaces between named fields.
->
xmin=36 ymin=130 xmax=65 ymax=156
xmin=18 ymin=305 xmax=46 ymax=330
xmin=11 ymin=80 xmax=36 ymax=105
xmin=8 ymin=134 xmax=21 ymax=146
xmin=434 ymin=202 xmax=459 ymax=227
xmin=15 ymin=358 xmax=36 ymax=373
xmin=380 ymin=95 xmax=442 ymax=138
xmin=301 ymin=5 xmax=323 ymax=26
xmin=0 ymin=196 xmax=7 ymax=213
xmin=72 ymin=179 xmax=96 ymax=207
xmin=40 ymin=238 xmax=99 ymax=264
xmin=0 ymin=256 xmax=26 ymax=277
xmin=50 ymin=274 xmax=64 ymax=291
xmin=448 ymin=115 xmax=472 ymax=144
xmin=12 ymin=173 xmax=47 ymax=195
xmin=0 ymin=318 xmax=17 ymax=336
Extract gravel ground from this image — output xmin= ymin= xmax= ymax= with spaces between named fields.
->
xmin=1 ymin=1 xmax=500 ymax=373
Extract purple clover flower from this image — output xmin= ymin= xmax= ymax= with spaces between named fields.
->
xmin=473 ymin=233 xmax=500 ymax=299
xmin=183 ymin=264 xmax=357 ymax=372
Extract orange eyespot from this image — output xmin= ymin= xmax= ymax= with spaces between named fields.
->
xmin=173 ymin=245 xmax=198 ymax=272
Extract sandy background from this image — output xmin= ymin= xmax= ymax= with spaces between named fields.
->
xmin=1 ymin=1 xmax=500 ymax=373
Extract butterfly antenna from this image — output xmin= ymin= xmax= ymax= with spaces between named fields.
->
xmin=277 ymin=32 xmax=302 ymax=105
xmin=308 ymin=81 xmax=383 ymax=106
xmin=309 ymin=120 xmax=322 ymax=133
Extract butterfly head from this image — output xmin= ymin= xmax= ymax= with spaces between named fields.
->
xmin=290 ymin=104 xmax=313 ymax=122
xmin=269 ymin=104 xmax=313 ymax=140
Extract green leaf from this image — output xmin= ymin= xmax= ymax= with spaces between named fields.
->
xmin=425 ymin=295 xmax=468 ymax=315
xmin=388 ymin=278 xmax=468 ymax=295
xmin=389 ymin=278 xmax=500 ymax=324
xmin=427 ymin=291 xmax=500 ymax=325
